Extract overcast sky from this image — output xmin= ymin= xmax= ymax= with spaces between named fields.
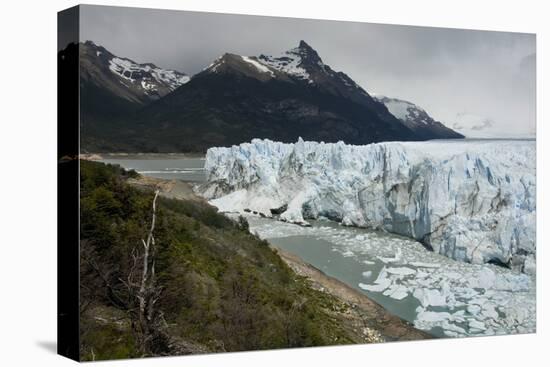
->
xmin=80 ymin=5 xmax=536 ymax=137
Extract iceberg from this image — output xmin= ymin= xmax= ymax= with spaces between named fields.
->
xmin=202 ymin=138 xmax=536 ymax=273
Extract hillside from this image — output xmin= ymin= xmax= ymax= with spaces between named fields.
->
xmin=79 ymin=161 xmax=428 ymax=360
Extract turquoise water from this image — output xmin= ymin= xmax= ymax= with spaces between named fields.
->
xmin=99 ymin=155 xmax=206 ymax=182
xmin=269 ymin=233 xmax=422 ymax=325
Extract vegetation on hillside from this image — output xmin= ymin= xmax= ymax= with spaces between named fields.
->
xmin=79 ymin=161 xmax=360 ymax=360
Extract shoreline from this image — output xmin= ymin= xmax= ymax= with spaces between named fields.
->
xmin=81 ymin=152 xmax=206 ymax=160
xmin=128 ymin=174 xmax=432 ymax=342
xmin=273 ymin=246 xmax=432 ymax=342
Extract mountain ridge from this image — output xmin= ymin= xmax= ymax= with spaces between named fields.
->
xmin=122 ymin=41 xmax=420 ymax=152
xmin=374 ymin=95 xmax=464 ymax=139
xmin=76 ymin=40 xmax=463 ymax=153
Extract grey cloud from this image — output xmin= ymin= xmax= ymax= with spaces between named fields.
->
xmin=79 ymin=5 xmax=536 ymax=137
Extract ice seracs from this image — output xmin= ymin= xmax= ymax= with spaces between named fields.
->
xmin=202 ymin=138 xmax=536 ymax=274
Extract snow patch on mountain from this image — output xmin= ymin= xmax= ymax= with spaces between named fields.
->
xmin=258 ymin=47 xmax=311 ymax=81
xmin=201 ymin=138 xmax=536 ymax=273
xmin=108 ymin=56 xmax=189 ymax=92
xmin=379 ymin=97 xmax=428 ymax=124
xmin=241 ymin=56 xmax=275 ymax=76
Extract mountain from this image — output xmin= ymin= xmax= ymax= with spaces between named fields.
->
xmin=79 ymin=41 xmax=189 ymax=151
xmin=78 ymin=40 xmax=463 ymax=152
xmin=374 ymin=96 xmax=463 ymax=139
xmin=80 ymin=40 xmax=189 ymax=104
xmin=87 ymin=41 xmax=430 ymax=152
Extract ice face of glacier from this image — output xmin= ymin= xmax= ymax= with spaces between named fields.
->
xmin=202 ymin=138 xmax=536 ymax=273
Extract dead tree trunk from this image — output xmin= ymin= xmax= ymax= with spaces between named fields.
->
xmin=123 ymin=189 xmax=167 ymax=355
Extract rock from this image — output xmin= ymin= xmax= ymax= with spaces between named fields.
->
xmin=270 ymin=204 xmax=288 ymax=215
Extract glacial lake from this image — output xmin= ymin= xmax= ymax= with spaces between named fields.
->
xmin=100 ymin=154 xmax=536 ymax=339
xmin=99 ymin=154 xmax=206 ymax=182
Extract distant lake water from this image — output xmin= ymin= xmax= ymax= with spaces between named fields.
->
xmin=99 ymin=155 xmax=206 ymax=182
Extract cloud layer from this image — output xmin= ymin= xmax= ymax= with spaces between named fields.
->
xmin=80 ymin=5 xmax=536 ymax=137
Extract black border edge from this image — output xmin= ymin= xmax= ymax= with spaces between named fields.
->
xmin=58 ymin=5 xmax=81 ymax=362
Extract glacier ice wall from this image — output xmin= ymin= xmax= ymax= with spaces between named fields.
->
xmin=202 ymin=138 xmax=536 ymax=273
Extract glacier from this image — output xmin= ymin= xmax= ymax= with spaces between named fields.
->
xmin=201 ymin=138 xmax=536 ymax=274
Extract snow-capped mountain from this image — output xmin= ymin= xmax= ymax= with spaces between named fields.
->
xmin=130 ymin=41 xmax=421 ymax=152
xmin=80 ymin=40 xmax=189 ymax=104
xmin=257 ymin=41 xmax=379 ymax=107
xmin=201 ymin=138 xmax=536 ymax=274
xmin=204 ymin=41 xmax=383 ymax=110
xmin=77 ymin=40 xmax=463 ymax=152
xmin=77 ymin=41 xmax=190 ymax=151
xmin=374 ymin=96 xmax=463 ymax=139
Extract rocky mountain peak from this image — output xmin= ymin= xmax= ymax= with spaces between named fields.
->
xmin=295 ymin=40 xmax=323 ymax=65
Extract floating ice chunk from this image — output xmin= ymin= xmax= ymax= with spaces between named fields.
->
xmin=359 ymin=279 xmax=391 ymax=292
xmin=413 ymin=288 xmax=447 ymax=308
xmin=378 ymin=249 xmax=403 ymax=263
xmin=524 ymin=256 xmax=536 ymax=275
xmin=468 ymin=319 xmax=486 ymax=331
xmin=386 ymin=267 xmax=416 ymax=276
xmin=383 ymin=284 xmax=409 ymax=300
xmin=341 ymin=250 xmax=355 ymax=257
xmin=410 ymin=261 xmax=441 ymax=268
xmin=441 ymin=320 xmax=466 ymax=334
xmin=472 ymin=268 xmax=497 ymax=288
xmin=362 ymin=271 xmax=373 ymax=278
xmin=481 ymin=303 xmax=499 ymax=319
xmin=467 ymin=304 xmax=481 ymax=315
